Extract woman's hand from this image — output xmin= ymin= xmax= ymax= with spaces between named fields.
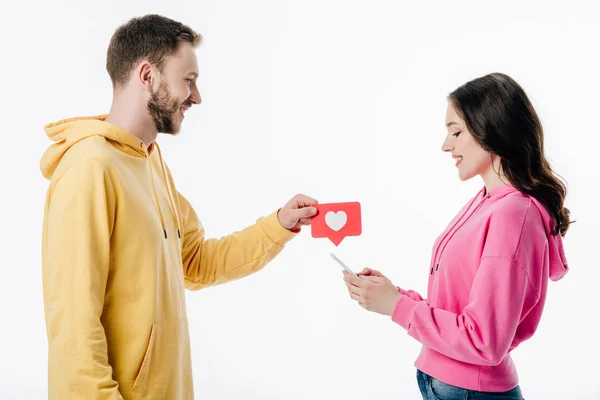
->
xmin=357 ymin=267 xmax=391 ymax=282
xmin=343 ymin=270 xmax=402 ymax=316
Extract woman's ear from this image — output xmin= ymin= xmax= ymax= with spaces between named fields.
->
xmin=491 ymin=153 xmax=506 ymax=179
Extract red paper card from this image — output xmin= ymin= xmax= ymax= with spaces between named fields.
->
xmin=311 ymin=202 xmax=362 ymax=246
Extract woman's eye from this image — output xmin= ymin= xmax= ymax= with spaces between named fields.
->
xmin=453 ymin=131 xmax=462 ymax=137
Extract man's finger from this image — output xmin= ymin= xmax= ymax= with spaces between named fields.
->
xmin=294 ymin=206 xmax=318 ymax=220
xmin=293 ymin=194 xmax=318 ymax=207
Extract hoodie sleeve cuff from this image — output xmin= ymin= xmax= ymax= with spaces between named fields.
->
xmin=391 ymin=294 xmax=419 ymax=330
xmin=259 ymin=209 xmax=299 ymax=246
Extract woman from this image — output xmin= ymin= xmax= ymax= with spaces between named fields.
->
xmin=343 ymin=72 xmax=571 ymax=400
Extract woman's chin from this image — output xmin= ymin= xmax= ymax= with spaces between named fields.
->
xmin=458 ymin=169 xmax=475 ymax=182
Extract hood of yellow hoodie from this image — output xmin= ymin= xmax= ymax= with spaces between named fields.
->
xmin=40 ymin=114 xmax=182 ymax=239
xmin=40 ymin=114 xmax=148 ymax=180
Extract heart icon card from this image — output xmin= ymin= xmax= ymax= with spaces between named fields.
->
xmin=310 ymin=202 xmax=362 ymax=246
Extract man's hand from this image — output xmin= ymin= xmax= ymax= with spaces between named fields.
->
xmin=277 ymin=194 xmax=318 ymax=232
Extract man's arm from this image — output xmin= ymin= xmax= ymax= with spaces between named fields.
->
xmin=177 ymin=192 xmax=316 ymax=290
xmin=42 ymin=158 xmax=123 ymax=399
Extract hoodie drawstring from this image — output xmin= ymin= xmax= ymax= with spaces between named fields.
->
xmin=146 ymin=142 xmax=181 ymax=240
xmin=148 ymin=158 xmax=168 ymax=238
xmin=155 ymin=143 xmax=181 ymax=239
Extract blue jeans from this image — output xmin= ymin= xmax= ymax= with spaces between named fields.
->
xmin=417 ymin=369 xmax=524 ymax=400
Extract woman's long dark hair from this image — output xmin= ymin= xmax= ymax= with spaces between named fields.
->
xmin=449 ymin=72 xmax=571 ymax=237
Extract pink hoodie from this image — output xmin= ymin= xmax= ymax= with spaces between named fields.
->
xmin=392 ymin=184 xmax=568 ymax=392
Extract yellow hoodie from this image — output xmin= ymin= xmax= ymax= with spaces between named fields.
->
xmin=40 ymin=115 xmax=297 ymax=400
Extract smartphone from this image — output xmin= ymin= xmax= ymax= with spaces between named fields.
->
xmin=329 ymin=253 xmax=359 ymax=277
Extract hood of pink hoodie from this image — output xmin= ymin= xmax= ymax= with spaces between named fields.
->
xmin=489 ymin=184 xmax=568 ymax=282
xmin=530 ymin=197 xmax=569 ymax=281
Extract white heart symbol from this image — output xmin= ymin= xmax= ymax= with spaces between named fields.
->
xmin=325 ymin=211 xmax=347 ymax=232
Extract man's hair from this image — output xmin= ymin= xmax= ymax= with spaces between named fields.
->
xmin=106 ymin=14 xmax=202 ymax=88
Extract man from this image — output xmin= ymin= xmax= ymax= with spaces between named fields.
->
xmin=40 ymin=14 xmax=317 ymax=400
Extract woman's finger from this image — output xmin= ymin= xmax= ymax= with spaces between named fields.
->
xmin=344 ymin=271 xmax=366 ymax=288
xmin=358 ymin=267 xmax=382 ymax=277
xmin=344 ymin=280 xmax=362 ymax=297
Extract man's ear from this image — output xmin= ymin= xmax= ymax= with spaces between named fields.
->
xmin=137 ymin=61 xmax=154 ymax=93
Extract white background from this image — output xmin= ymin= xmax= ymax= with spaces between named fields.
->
xmin=1 ymin=0 xmax=599 ymax=399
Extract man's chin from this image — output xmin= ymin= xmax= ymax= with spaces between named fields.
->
xmin=168 ymin=125 xmax=183 ymax=136
xmin=161 ymin=129 xmax=180 ymax=136
xmin=155 ymin=119 xmax=182 ymax=135
xmin=172 ymin=121 xmax=183 ymax=135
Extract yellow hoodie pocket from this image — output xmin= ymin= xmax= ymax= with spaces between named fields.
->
xmin=131 ymin=319 xmax=193 ymax=400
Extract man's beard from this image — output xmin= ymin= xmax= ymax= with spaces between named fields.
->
xmin=147 ymin=82 xmax=184 ymax=135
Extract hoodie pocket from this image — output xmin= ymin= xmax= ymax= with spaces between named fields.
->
xmin=131 ymin=319 xmax=193 ymax=400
